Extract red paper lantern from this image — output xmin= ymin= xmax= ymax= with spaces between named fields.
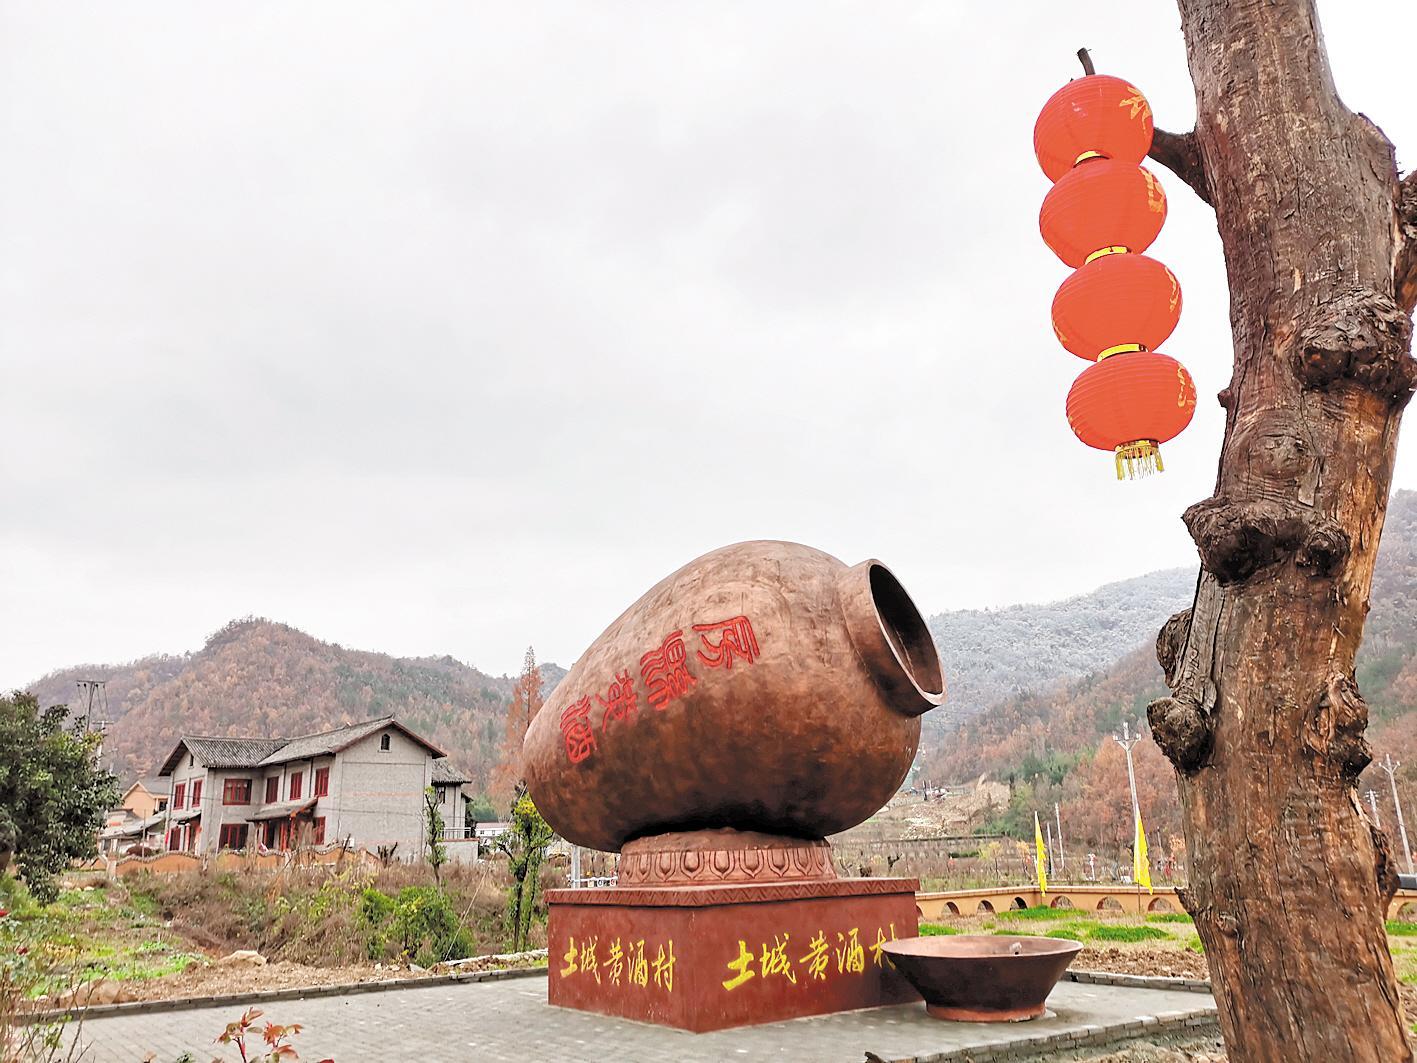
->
xmin=1034 ymin=75 xmax=1154 ymax=182
xmin=1065 ymin=351 xmax=1197 ymax=478
xmin=1051 ymin=253 xmax=1181 ymax=361
xmin=1039 ymin=160 xmax=1167 ymax=267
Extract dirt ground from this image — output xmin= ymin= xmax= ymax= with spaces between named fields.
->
xmin=1065 ymin=1033 xmax=1226 ymax=1061
xmin=1073 ymin=943 xmax=1208 ymax=979
xmin=115 ymin=953 xmax=547 ymax=1003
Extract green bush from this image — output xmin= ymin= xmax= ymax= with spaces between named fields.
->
xmin=1147 ymin=912 xmax=1193 ymax=924
xmin=1087 ymin=924 xmax=1171 ymax=943
xmin=360 ymin=886 xmax=472 ymax=967
xmin=1387 ymin=920 xmax=1417 ymax=936
xmin=917 ymin=924 xmax=959 ymax=936
xmin=359 ymin=887 xmax=396 ymax=960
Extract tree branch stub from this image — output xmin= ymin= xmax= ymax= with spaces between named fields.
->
xmin=1148 ymin=128 xmax=1213 ymax=206
xmin=1399 ymin=171 xmax=1417 ymax=314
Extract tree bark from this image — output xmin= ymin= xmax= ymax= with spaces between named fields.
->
xmin=1144 ymin=1 xmax=1417 ymax=1058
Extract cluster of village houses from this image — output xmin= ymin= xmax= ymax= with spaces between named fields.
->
xmin=100 ymin=716 xmax=509 ymax=862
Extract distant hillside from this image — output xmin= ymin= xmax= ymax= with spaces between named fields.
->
xmin=921 ymin=489 xmax=1417 ymax=851
xmin=925 ymin=568 xmax=1195 ymax=724
xmin=25 ymin=619 xmax=565 ymax=795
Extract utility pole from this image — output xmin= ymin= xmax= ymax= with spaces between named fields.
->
xmin=1113 ymin=721 xmax=1143 ymax=894
xmin=1367 ymin=789 xmax=1382 ymax=829
xmin=1381 ymin=755 xmax=1414 ymax=875
xmin=1054 ymin=801 xmax=1065 ymax=875
xmin=1113 ymin=720 xmax=1142 ymax=825
xmin=1045 ymin=820 xmax=1055 ymax=873
xmin=76 ymin=679 xmax=110 ymax=765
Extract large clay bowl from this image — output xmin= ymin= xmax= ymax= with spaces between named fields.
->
xmin=882 ymin=934 xmax=1083 ymax=1022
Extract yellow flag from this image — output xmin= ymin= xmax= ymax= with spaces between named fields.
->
xmin=1034 ymin=812 xmax=1048 ymax=896
xmin=1134 ymin=814 xmax=1152 ymax=893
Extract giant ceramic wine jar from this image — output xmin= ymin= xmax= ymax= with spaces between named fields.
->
xmin=522 ymin=540 xmax=945 ymax=853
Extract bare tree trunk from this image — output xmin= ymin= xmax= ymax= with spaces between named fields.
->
xmin=1144 ymin=1 xmax=1417 ymax=1058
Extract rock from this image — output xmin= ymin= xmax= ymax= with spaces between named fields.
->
xmin=216 ymin=949 xmax=267 ymax=967
xmin=409 ymin=963 xmax=425 ymax=972
xmin=53 ymin=979 xmax=133 ymax=1007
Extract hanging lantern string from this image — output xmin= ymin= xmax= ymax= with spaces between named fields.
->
xmin=1037 ymin=58 xmax=1198 ymax=479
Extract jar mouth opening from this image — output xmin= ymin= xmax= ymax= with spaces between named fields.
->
xmin=868 ymin=563 xmax=945 ymax=700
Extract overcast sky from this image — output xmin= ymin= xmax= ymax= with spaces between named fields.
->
xmin=3 ymin=2 xmax=1414 ymax=688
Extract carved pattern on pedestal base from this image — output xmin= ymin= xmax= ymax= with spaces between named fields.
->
xmin=618 ymin=835 xmax=837 ymax=887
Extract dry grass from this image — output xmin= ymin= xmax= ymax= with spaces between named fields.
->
xmin=128 ymin=860 xmax=538 ymax=967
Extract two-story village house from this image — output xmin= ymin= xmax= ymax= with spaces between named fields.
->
xmin=156 ymin=716 xmax=467 ymax=856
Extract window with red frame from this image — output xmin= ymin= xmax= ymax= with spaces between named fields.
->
xmin=166 ymin=829 xmax=180 ymax=851
xmin=222 ymin=778 xmax=252 ymax=805
xmin=289 ymin=771 xmax=303 ymax=800
xmin=218 ymin=824 xmax=249 ymax=850
xmin=314 ymin=767 xmax=329 ymax=798
xmin=190 ymin=779 xmax=202 ymax=806
xmin=174 ymin=782 xmax=186 ymax=808
xmin=265 ymin=776 xmax=278 ymax=804
xmin=312 ymin=817 xmax=326 ymax=845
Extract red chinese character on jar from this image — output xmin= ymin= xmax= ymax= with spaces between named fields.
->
xmin=639 ymin=631 xmax=696 ymax=711
xmin=597 ymin=670 xmax=638 ymax=732
xmin=693 ymin=616 xmax=760 ymax=670
xmin=559 ymin=697 xmax=598 ymax=764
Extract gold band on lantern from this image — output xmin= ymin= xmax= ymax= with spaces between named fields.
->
xmin=1074 ymin=150 xmax=1107 ymax=165
xmin=1085 ymin=246 xmax=1130 ymax=264
xmin=1097 ymin=343 xmax=1146 ymax=361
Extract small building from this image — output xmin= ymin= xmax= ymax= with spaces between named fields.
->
xmin=431 ymin=759 xmax=470 ymax=840
xmin=98 ymin=776 xmax=172 ymax=854
xmin=155 ymin=716 xmax=456 ymax=857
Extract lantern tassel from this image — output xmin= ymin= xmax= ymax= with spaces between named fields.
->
xmin=1115 ymin=440 xmax=1164 ymax=480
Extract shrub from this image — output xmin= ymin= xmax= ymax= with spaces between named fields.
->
xmin=1147 ymin=912 xmax=1194 ymax=924
xmin=359 ymin=888 xmax=396 ymax=960
xmin=1386 ymin=921 xmax=1417 ymax=937
xmin=389 ymin=886 xmax=473 ymax=968
xmin=918 ymin=924 xmax=959 ymax=936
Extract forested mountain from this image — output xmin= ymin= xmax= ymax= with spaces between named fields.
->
xmin=925 ymin=567 xmax=1194 ymax=725
xmin=25 ymin=619 xmax=565 ymax=796
xmin=922 ymin=489 xmax=1417 ymax=854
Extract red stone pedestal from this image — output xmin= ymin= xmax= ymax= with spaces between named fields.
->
xmin=545 ymin=878 xmax=921 ymax=1032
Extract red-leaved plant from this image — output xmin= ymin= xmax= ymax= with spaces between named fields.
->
xmin=213 ymin=1008 xmax=333 ymax=1063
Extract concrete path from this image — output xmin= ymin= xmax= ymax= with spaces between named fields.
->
xmin=64 ymin=973 xmax=1215 ymax=1063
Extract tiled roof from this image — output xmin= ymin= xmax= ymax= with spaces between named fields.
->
xmin=158 ymin=716 xmax=447 ymax=775
xmin=100 ymin=811 xmax=167 ymax=839
xmin=159 ymin=736 xmax=286 ymax=775
xmin=256 ymin=717 xmax=396 ymax=767
xmin=432 ymin=760 xmax=471 ymax=785
xmin=246 ymin=798 xmax=317 ymax=822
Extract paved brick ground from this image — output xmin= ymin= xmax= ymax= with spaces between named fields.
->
xmin=65 ymin=973 xmax=1214 ymax=1062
